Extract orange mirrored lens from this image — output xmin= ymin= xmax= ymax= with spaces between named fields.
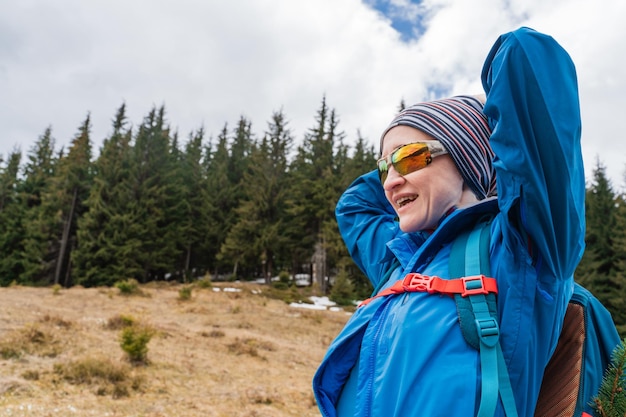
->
xmin=377 ymin=143 xmax=433 ymax=184
xmin=392 ymin=144 xmax=431 ymax=175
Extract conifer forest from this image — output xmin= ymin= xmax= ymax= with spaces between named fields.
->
xmin=0 ymin=98 xmax=625 ymax=334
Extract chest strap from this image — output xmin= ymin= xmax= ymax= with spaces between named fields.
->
xmin=358 ymin=273 xmax=498 ymax=307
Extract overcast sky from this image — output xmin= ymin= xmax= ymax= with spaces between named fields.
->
xmin=1 ymin=0 xmax=624 ymax=188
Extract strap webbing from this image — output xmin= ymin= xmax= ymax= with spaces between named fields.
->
xmin=358 ymin=273 xmax=497 ymax=307
xmin=370 ymin=259 xmax=401 ymax=297
xmin=450 ymin=221 xmax=518 ymax=417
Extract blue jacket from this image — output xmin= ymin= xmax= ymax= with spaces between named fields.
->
xmin=313 ymin=28 xmax=585 ymax=417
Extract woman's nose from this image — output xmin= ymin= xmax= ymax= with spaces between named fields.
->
xmin=383 ymin=166 xmax=405 ymax=190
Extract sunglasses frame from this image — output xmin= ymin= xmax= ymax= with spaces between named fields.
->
xmin=377 ymin=141 xmax=448 ymax=184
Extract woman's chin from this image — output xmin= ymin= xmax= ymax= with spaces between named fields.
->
xmin=398 ymin=218 xmax=423 ymax=233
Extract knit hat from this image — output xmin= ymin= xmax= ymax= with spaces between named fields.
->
xmin=380 ymin=95 xmax=496 ymax=200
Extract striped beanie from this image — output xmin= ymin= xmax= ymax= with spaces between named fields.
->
xmin=380 ymin=95 xmax=496 ymax=200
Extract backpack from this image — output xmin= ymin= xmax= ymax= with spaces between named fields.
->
xmin=359 ymin=219 xmax=621 ymax=416
xmin=533 ymin=285 xmax=620 ymax=416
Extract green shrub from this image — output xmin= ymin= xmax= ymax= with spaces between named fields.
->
xmin=329 ymin=270 xmax=356 ymax=306
xmin=114 ymin=279 xmax=142 ymax=296
xmin=119 ymin=325 xmax=154 ymax=365
xmin=271 ymin=271 xmax=293 ymax=290
xmin=51 ymin=284 xmax=62 ymax=295
xmin=271 ymin=281 xmax=289 ymax=290
xmin=178 ymin=285 xmax=193 ymax=301
xmin=279 ymin=271 xmax=290 ymax=281
xmin=196 ymin=273 xmax=212 ymax=289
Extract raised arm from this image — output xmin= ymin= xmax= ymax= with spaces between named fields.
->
xmin=481 ymin=27 xmax=586 ymax=281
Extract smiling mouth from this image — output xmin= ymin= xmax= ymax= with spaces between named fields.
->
xmin=396 ymin=195 xmax=417 ymax=208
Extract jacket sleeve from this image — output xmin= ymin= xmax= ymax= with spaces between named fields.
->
xmin=481 ymin=27 xmax=586 ymax=283
xmin=335 ymin=170 xmax=402 ymax=288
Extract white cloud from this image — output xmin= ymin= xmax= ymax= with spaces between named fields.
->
xmin=0 ymin=0 xmax=624 ymax=188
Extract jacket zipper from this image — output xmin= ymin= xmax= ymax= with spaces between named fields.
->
xmin=362 ymin=300 xmax=392 ymax=417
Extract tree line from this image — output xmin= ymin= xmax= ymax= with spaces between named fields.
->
xmin=0 ymin=98 xmax=375 ymax=295
xmin=0 ymin=98 xmax=624 ymax=332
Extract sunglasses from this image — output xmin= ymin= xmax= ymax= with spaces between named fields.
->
xmin=377 ymin=141 xmax=448 ymax=184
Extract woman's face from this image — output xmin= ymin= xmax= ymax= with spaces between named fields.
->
xmin=381 ymin=125 xmax=477 ymax=232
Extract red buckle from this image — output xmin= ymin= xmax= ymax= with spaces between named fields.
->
xmin=461 ymin=275 xmax=490 ymax=297
xmin=402 ymin=273 xmax=436 ymax=294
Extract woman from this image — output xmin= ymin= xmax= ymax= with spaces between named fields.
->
xmin=313 ymin=27 xmax=585 ymax=417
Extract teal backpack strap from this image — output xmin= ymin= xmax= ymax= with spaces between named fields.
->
xmin=370 ymin=258 xmax=401 ymax=297
xmin=449 ymin=220 xmax=518 ymax=417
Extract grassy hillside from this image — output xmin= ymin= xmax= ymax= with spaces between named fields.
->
xmin=0 ymin=282 xmax=350 ymax=416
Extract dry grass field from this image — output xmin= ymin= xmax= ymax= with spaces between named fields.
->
xmin=0 ymin=282 xmax=350 ymax=417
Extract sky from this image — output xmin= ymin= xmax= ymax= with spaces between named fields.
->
xmin=1 ymin=0 xmax=625 ymax=189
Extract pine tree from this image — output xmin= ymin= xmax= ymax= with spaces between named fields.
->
xmin=613 ymin=190 xmax=626 ymax=336
xmin=198 ymin=136 xmax=223 ymax=275
xmin=0 ymin=150 xmax=21 ymax=211
xmin=329 ymin=267 xmax=356 ymax=306
xmin=39 ymin=114 xmax=94 ymax=286
xmin=160 ymin=130 xmax=188 ymax=281
xmin=340 ymin=131 xmax=377 ymax=186
xmin=577 ymin=160 xmax=625 ymax=327
xmin=209 ymin=118 xmax=254 ymax=278
xmin=219 ymin=111 xmax=293 ymax=282
xmin=319 ymin=109 xmax=347 ymax=290
xmin=287 ymin=98 xmax=329 ymax=290
xmin=287 ymin=97 xmax=345 ymax=293
xmin=176 ymin=127 xmax=213 ymax=280
xmin=127 ymin=106 xmax=179 ymax=282
xmin=0 ymin=150 xmax=24 ymax=285
xmin=206 ymin=124 xmax=238 ymax=277
xmin=73 ymin=104 xmax=136 ymax=286
xmin=19 ymin=127 xmax=58 ymax=285
xmin=228 ymin=116 xmax=253 ymax=187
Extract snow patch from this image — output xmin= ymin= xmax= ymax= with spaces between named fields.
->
xmin=289 ymin=296 xmax=346 ymax=312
